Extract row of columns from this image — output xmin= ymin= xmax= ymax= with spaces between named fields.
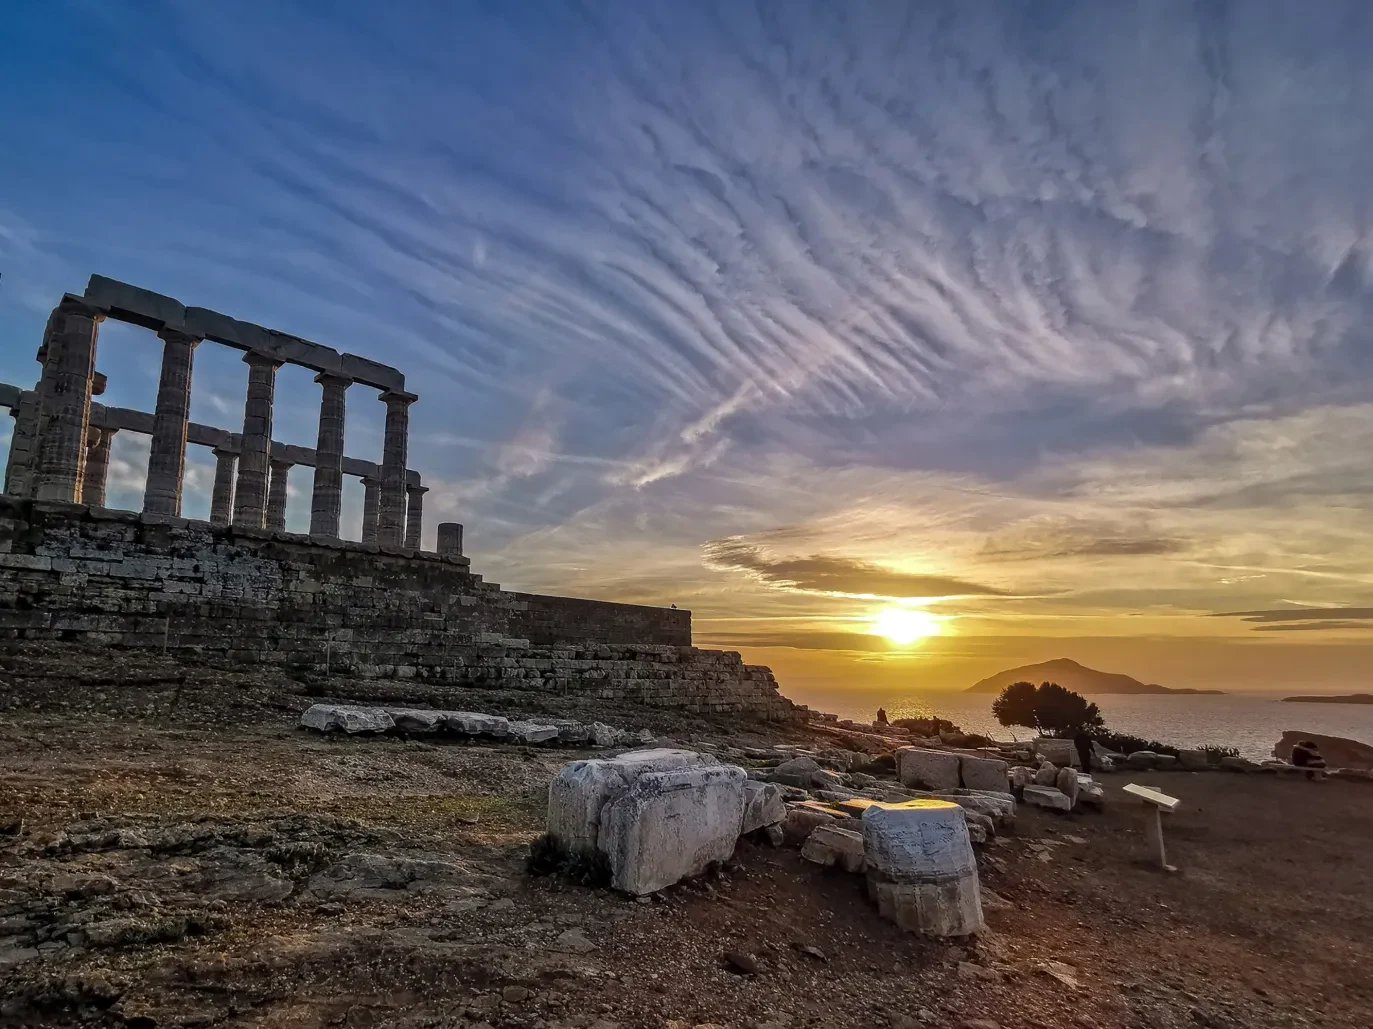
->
xmin=15 ymin=295 xmax=427 ymax=548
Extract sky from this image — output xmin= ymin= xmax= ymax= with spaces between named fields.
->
xmin=2 ymin=0 xmax=1372 ymax=698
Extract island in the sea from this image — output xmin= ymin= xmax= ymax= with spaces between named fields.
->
xmin=966 ymin=657 xmax=1226 ymax=695
xmin=1282 ymin=693 xmax=1373 ymax=705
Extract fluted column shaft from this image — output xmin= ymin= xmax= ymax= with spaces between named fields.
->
xmin=436 ymin=522 xmax=463 ymax=558
xmin=404 ymin=484 xmax=427 ymax=549
xmin=4 ymin=390 xmax=41 ymax=497
xmin=232 ymin=353 xmax=281 ymax=527
xmin=266 ymin=458 xmax=291 ymax=531
xmin=309 ymin=373 xmax=350 ymax=537
xmin=360 ymin=476 xmax=380 ymax=542
xmin=210 ymin=448 xmax=237 ymax=525
xmin=377 ymin=390 xmax=416 ymax=546
xmin=143 ymin=329 xmax=200 ymax=515
xmin=82 ymin=427 xmax=116 ymax=507
xmin=35 ymin=297 xmax=102 ymax=503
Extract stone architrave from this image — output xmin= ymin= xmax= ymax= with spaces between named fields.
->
xmin=4 ymin=390 xmax=41 ymax=497
xmin=34 ymin=298 xmax=102 ymax=502
xmin=232 ymin=352 xmax=281 ymax=527
xmin=404 ymin=484 xmax=427 ymax=549
xmin=266 ymin=458 xmax=291 ymax=531
xmin=436 ymin=521 xmax=463 ymax=557
xmin=142 ymin=329 xmax=199 ymax=515
xmin=82 ymin=426 xmax=116 ymax=507
xmin=360 ymin=476 xmax=380 ymax=542
xmin=209 ymin=448 xmax=237 ymax=525
xmin=309 ymin=372 xmax=349 ymax=537
xmin=377 ymin=390 xmax=416 ymax=545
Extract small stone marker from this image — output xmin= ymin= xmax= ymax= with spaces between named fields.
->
xmin=1123 ymin=782 xmax=1180 ymax=872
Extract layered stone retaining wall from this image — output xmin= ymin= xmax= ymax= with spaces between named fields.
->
xmin=0 ymin=497 xmax=796 ymax=719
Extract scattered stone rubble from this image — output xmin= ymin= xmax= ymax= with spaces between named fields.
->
xmin=299 ymin=703 xmax=654 ymax=747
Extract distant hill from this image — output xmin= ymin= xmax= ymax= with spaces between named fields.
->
xmin=1282 ymin=694 xmax=1373 ymax=705
xmin=965 ymin=657 xmax=1225 ymax=695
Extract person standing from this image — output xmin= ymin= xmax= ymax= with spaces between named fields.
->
xmin=1073 ymin=729 xmax=1094 ymax=773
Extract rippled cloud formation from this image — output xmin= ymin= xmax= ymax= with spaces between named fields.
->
xmin=2 ymin=1 xmax=1372 ymax=693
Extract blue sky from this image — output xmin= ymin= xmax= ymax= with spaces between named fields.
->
xmin=3 ymin=1 xmax=1373 ymax=693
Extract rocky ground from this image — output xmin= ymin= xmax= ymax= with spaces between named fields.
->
xmin=1 ymin=646 xmax=1370 ymax=1029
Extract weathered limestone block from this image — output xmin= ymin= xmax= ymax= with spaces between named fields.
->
xmin=769 ymin=756 xmax=821 ymax=787
xmin=598 ymin=764 xmax=747 ymax=895
xmin=546 ymin=749 xmax=715 ymax=858
xmin=1077 ymin=775 xmax=1105 ymax=807
xmin=741 ymin=780 xmax=786 ymax=834
xmin=1008 ymin=766 xmax=1036 ymax=790
xmin=510 ymin=720 xmax=561 ymax=744
xmin=782 ymin=802 xmax=842 ymax=845
xmin=915 ymin=792 xmax=1016 ymax=828
xmin=1033 ymin=759 xmax=1058 ymax=786
xmin=861 ymin=800 xmax=984 ymax=936
xmin=442 ymin=712 xmax=511 ymax=736
xmin=800 ymin=824 xmax=865 ymax=872
xmin=896 ymin=747 xmax=961 ymax=791
xmin=300 ymin=704 xmax=395 ymax=733
xmin=1055 ymin=766 xmax=1081 ymax=808
xmin=1178 ymin=749 xmax=1209 ymax=770
xmin=1125 ymin=750 xmax=1158 ymax=770
xmin=959 ymin=754 xmax=1010 ymax=793
xmin=1035 ymin=737 xmax=1079 ymax=768
xmin=387 ymin=708 xmax=447 ymax=733
xmin=1154 ymin=754 xmax=1181 ymax=771
xmin=1022 ymin=785 xmax=1072 ymax=811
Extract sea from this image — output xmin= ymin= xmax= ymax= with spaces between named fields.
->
xmin=778 ymin=685 xmax=1373 ymax=763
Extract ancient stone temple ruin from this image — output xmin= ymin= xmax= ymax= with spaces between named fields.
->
xmin=0 ymin=276 xmax=797 ymax=721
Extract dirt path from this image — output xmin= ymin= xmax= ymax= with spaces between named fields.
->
xmin=1 ymin=703 xmax=1369 ymax=1028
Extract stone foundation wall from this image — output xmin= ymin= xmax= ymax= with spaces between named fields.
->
xmin=0 ymin=497 xmax=796 ymax=719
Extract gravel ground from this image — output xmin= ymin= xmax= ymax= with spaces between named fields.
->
xmin=1 ymin=647 xmax=1369 ymax=1029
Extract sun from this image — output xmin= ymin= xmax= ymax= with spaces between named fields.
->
xmin=871 ymin=606 xmax=940 ymax=646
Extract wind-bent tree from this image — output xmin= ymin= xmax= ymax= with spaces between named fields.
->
xmin=992 ymin=680 xmax=1104 ymax=737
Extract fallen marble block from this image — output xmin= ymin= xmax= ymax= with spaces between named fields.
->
xmin=546 ymin=749 xmax=717 ymax=859
xmin=741 ymin=781 xmax=786 ymax=834
xmin=1055 ymin=766 xmax=1081 ymax=808
xmin=1034 ymin=737 xmax=1079 ymax=768
xmin=959 ymin=754 xmax=1010 ymax=794
xmin=861 ymin=800 xmax=984 ymax=936
xmin=509 ymin=720 xmax=562 ymax=744
xmin=1033 ymin=759 xmax=1059 ymax=786
xmin=1023 ymin=785 xmax=1073 ymax=811
xmin=801 ymin=824 xmax=865 ymax=872
xmin=896 ymin=747 xmax=961 ymax=791
xmin=598 ymin=764 xmax=747 ymax=895
xmin=442 ymin=711 xmax=511 ymax=737
xmin=300 ymin=704 xmax=395 ymax=734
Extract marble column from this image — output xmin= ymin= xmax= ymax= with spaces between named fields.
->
xmin=232 ymin=353 xmax=281 ymax=527
xmin=210 ymin=448 xmax=237 ymax=526
xmin=34 ymin=297 xmax=102 ymax=503
xmin=309 ymin=373 xmax=350 ymax=537
xmin=4 ymin=390 xmax=41 ymax=497
xmin=82 ymin=426 xmax=116 ymax=507
xmin=376 ymin=390 xmax=416 ymax=546
xmin=142 ymin=329 xmax=200 ymax=515
xmin=403 ymin=484 xmax=427 ymax=549
xmin=266 ymin=458 xmax=291 ymax=531
xmin=360 ymin=476 xmax=380 ymax=542
xmin=436 ymin=522 xmax=463 ymax=558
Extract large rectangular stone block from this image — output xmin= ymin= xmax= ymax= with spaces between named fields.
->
xmin=959 ymin=754 xmax=1010 ymax=793
xmin=896 ymin=747 xmax=961 ymax=791
xmin=598 ymin=764 xmax=746 ymax=895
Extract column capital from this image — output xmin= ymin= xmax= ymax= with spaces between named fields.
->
xmin=405 ymin=484 xmax=429 ymax=497
xmin=380 ymin=389 xmax=419 ymax=409
xmin=242 ymin=350 xmax=283 ymax=370
xmin=91 ymin=371 xmax=108 ymax=396
xmin=212 ymin=445 xmax=239 ymax=458
xmin=360 ymin=474 xmax=380 ymax=487
xmin=269 ymin=456 xmax=293 ymax=471
xmin=56 ymin=294 xmax=105 ymax=321
xmin=314 ymin=371 xmax=353 ymax=388
xmin=157 ymin=327 xmax=202 ymax=348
